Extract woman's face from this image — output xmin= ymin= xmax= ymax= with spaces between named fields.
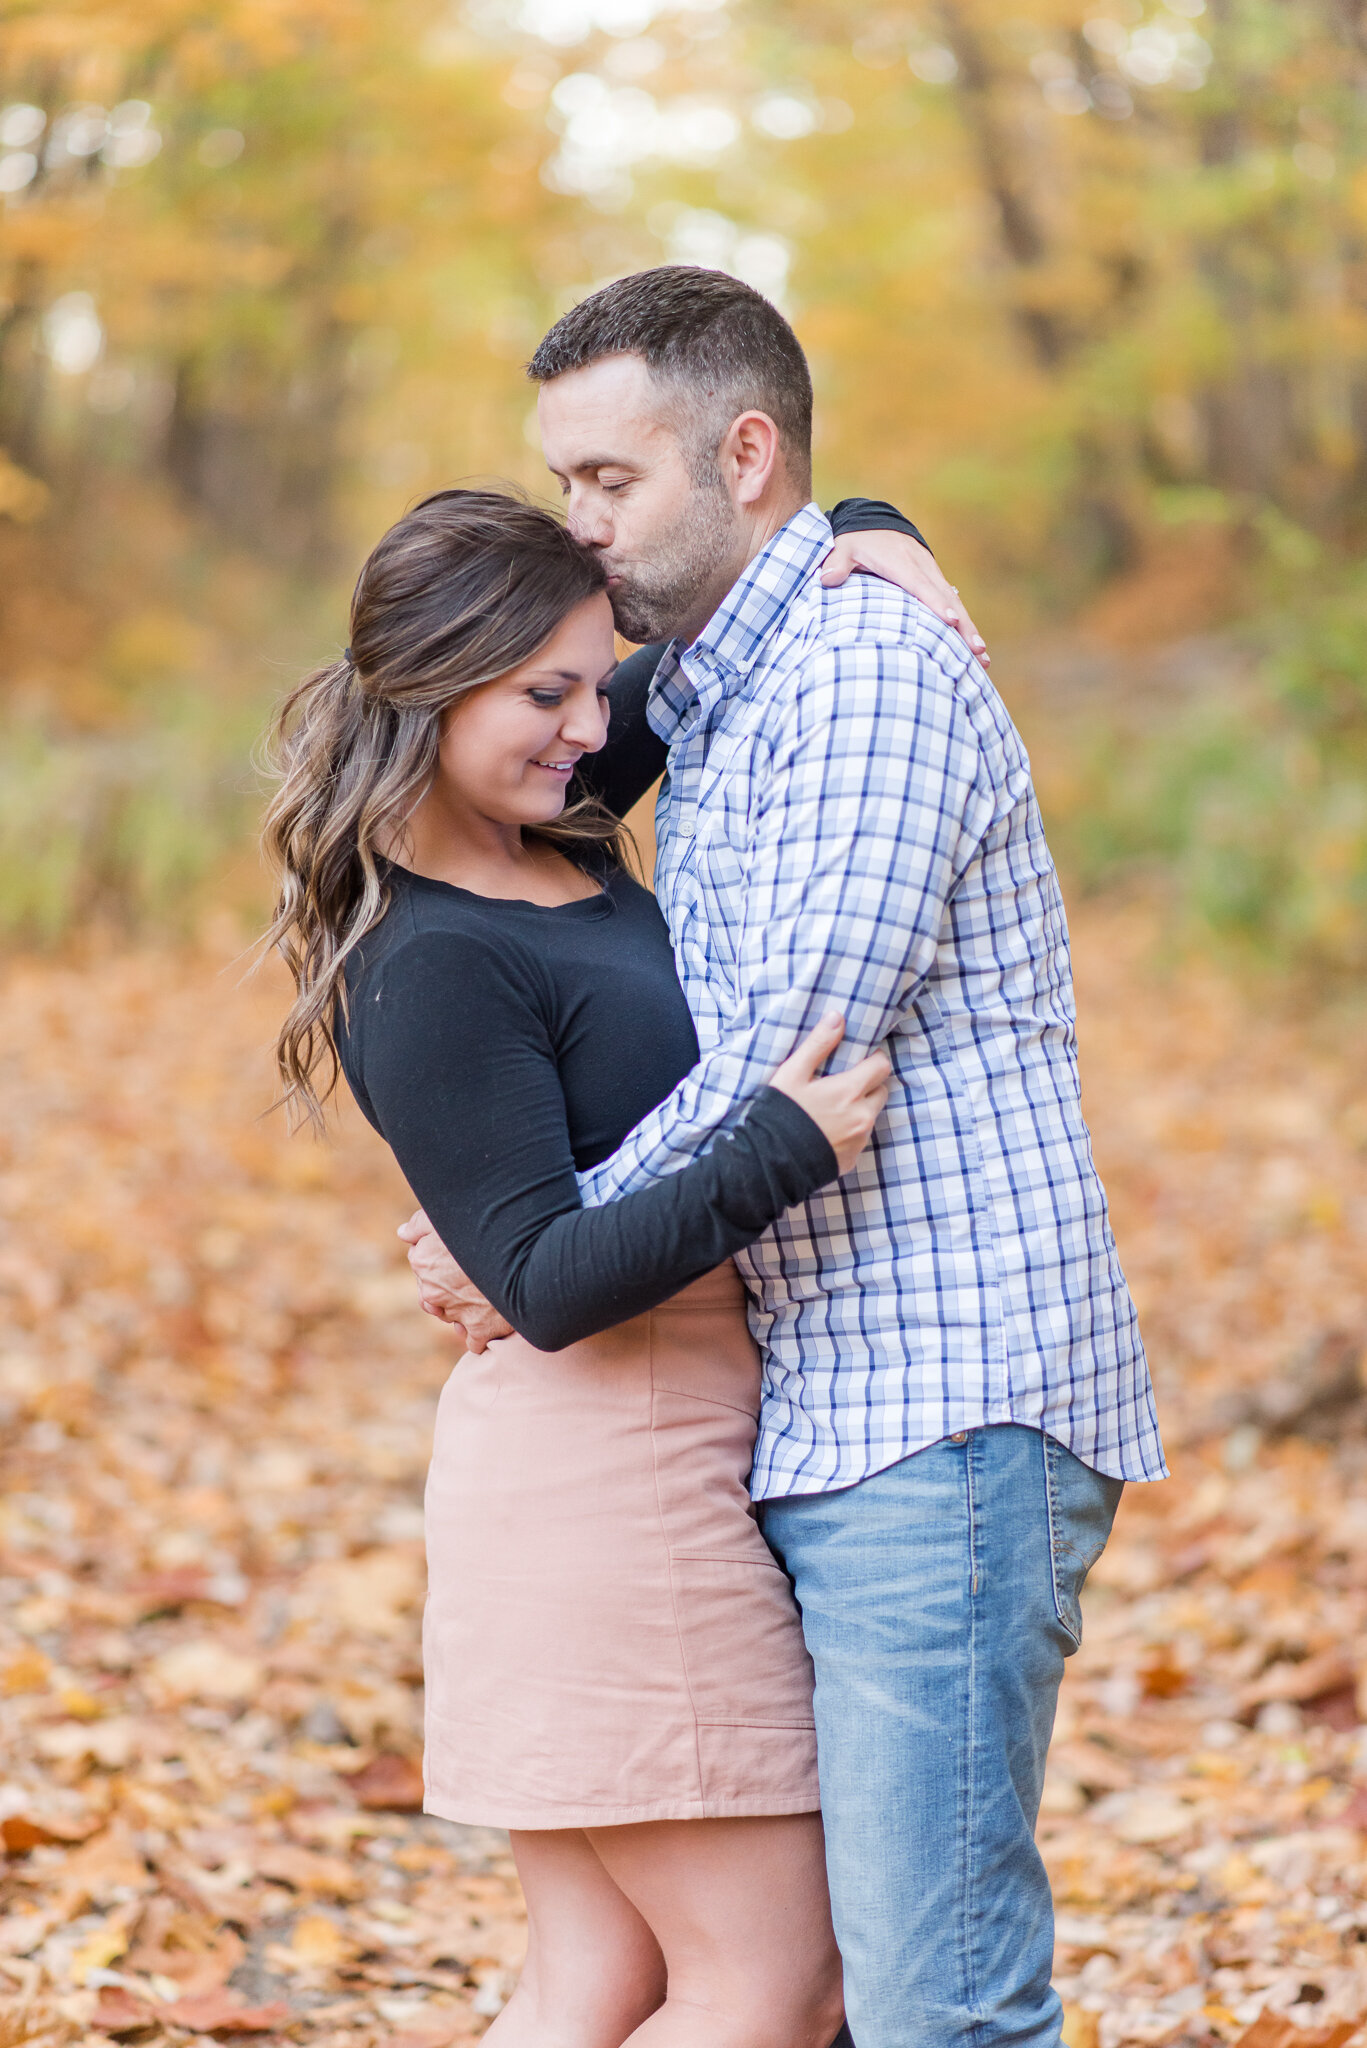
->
xmin=436 ymin=593 xmax=617 ymax=829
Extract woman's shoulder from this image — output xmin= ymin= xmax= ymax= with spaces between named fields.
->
xmin=355 ymin=872 xmax=540 ymax=994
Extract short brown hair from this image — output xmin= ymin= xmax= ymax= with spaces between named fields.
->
xmin=528 ymin=265 xmax=813 ymax=490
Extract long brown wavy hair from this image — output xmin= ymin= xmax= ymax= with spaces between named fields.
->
xmin=261 ymin=487 xmax=622 ymax=1129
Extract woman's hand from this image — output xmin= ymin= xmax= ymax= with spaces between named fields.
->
xmin=768 ymin=1014 xmax=892 ymax=1177
xmin=397 ymin=1210 xmax=514 ymax=1352
xmin=821 ymin=530 xmax=989 ymax=668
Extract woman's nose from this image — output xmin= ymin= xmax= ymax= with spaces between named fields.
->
xmin=562 ymin=696 xmax=610 ymax=751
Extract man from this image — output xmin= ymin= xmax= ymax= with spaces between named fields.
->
xmin=406 ymin=266 xmax=1164 ymax=2047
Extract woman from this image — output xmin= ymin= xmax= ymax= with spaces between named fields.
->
xmin=262 ymin=488 xmax=943 ymax=2048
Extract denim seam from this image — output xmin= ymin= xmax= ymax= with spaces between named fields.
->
xmin=1042 ymin=1434 xmax=1083 ymax=1650
xmin=962 ymin=1432 xmax=983 ymax=2034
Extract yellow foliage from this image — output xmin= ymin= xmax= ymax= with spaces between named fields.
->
xmin=0 ymin=454 xmax=48 ymax=524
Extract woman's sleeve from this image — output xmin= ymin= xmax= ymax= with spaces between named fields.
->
xmin=829 ymin=497 xmax=932 ymax=553
xmin=573 ymin=644 xmax=669 ymax=820
xmin=351 ymin=931 xmax=835 ymax=1351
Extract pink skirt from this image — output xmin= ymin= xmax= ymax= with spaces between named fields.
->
xmin=422 ymin=1263 xmax=820 ymax=1830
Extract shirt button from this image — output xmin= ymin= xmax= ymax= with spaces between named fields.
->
xmin=950 ymin=1431 xmax=968 ymax=1444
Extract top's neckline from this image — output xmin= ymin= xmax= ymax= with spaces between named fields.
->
xmin=383 ymin=854 xmax=614 ymax=919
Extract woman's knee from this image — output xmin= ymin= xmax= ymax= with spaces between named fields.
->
xmin=680 ymin=1948 xmax=844 ymax=2048
xmin=493 ymin=1962 xmax=663 ymax=2047
xmin=757 ymin=1961 xmax=845 ymax=2048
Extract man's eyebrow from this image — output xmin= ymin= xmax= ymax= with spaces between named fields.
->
xmin=548 ymin=454 xmax=638 ymax=473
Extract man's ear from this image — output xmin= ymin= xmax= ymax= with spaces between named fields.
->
xmin=721 ymin=410 xmax=783 ymax=507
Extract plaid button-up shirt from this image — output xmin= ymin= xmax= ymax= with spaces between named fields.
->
xmin=578 ymin=504 xmax=1164 ymax=1500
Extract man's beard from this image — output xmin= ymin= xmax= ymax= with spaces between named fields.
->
xmin=604 ymin=475 xmax=739 ymax=645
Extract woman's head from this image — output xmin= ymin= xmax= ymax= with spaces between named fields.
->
xmin=262 ymin=488 xmax=618 ymax=1126
xmin=423 ymin=587 xmax=616 ymax=840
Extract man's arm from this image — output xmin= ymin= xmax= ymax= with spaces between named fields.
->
xmin=577 ymin=634 xmax=996 ymax=1207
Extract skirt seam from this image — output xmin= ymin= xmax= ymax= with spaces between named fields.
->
xmin=424 ymin=1792 xmax=823 ymax=1829
xmin=648 ymin=1306 xmax=707 ymax=1810
xmin=669 ymin=1552 xmax=786 ymax=1568
xmin=647 ymin=1388 xmax=761 ymax=1419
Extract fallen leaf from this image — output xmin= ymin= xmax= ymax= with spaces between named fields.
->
xmin=147 ymin=1641 xmax=263 ymax=1705
xmin=344 ymin=1752 xmax=425 ymax=1811
xmin=388 ymin=2025 xmax=472 ymax=2048
xmin=1240 ymin=1649 xmax=1356 ymax=1715
xmin=159 ymin=1987 xmax=293 ymax=2032
xmin=1 ymin=1651 xmax=51 ymax=1697
xmin=255 ymin=1842 xmax=362 ymax=1900
xmin=89 ymin=1986 xmax=155 ymax=2036
xmin=67 ymin=1917 xmax=131 ymax=1984
xmin=1300 ymin=1681 xmax=1359 ymax=1731
xmin=123 ymin=1901 xmax=243 ymax=1993
xmin=0 ymin=2000 xmax=82 ymax=2046
xmin=1231 ymin=2016 xmax=1363 ymax=2048
xmin=1106 ymin=1793 xmax=1195 ymax=1845
xmin=1138 ymin=1646 xmax=1188 ymax=1699
xmin=55 ymin=1686 xmax=103 ymax=1722
xmin=0 ymin=1816 xmax=95 ymax=1855
xmin=53 ymin=1825 xmax=151 ymax=1913
xmin=297 ymin=1549 xmax=425 ymax=1637
xmin=1061 ymin=2009 xmax=1100 ymax=2048
xmin=287 ymin=1913 xmax=354 ymax=1967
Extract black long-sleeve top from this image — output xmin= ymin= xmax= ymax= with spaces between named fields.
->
xmin=339 ymin=860 xmax=836 ymax=1349
xmin=337 ymin=496 xmax=926 ymax=1349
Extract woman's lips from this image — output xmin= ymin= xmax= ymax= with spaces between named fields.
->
xmin=531 ymin=758 xmax=577 ymax=780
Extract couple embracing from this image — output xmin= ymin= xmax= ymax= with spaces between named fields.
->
xmin=264 ymin=266 xmax=1165 ymax=2048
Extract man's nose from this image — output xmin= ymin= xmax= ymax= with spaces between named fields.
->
xmin=566 ymin=489 xmax=613 ymax=550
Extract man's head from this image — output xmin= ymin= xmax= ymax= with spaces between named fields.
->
xmin=528 ymin=266 xmax=813 ymax=644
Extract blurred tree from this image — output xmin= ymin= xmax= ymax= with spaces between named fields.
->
xmin=0 ymin=0 xmax=574 ymax=568
xmin=693 ymin=0 xmax=1367 ymax=582
xmin=0 ymin=0 xmax=1363 ymax=951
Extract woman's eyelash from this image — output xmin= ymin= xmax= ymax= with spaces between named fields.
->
xmin=529 ymin=690 xmax=564 ymax=706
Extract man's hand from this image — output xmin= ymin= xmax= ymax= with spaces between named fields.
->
xmin=396 ymin=1210 xmax=514 ymax=1353
xmin=821 ymin=531 xmax=989 ymax=668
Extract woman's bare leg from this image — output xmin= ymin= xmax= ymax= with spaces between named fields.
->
xmin=586 ymin=1814 xmax=844 ymax=2048
xmin=483 ymin=1827 xmax=666 ymax=2048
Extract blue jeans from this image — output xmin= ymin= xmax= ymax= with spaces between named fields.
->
xmin=761 ymin=1425 xmax=1123 ymax=2048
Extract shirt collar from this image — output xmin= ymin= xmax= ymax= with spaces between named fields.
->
xmin=646 ymin=502 xmax=832 ymax=745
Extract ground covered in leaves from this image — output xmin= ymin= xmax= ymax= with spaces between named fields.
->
xmin=0 ymin=907 xmax=1364 ymax=2048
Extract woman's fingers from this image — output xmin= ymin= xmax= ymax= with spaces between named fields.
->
xmin=819 ymin=536 xmax=990 ymax=668
xmin=845 ymin=1051 xmax=893 ymax=1097
xmin=774 ymin=1011 xmax=846 ymax=1085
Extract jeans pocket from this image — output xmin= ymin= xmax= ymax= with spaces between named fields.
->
xmin=1043 ymin=1435 xmax=1124 ymax=1649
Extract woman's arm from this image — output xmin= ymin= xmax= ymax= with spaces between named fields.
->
xmin=350 ymin=930 xmax=836 ymax=1352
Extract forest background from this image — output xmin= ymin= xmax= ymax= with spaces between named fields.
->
xmin=1 ymin=0 xmax=1365 ymax=961
xmin=3 ymin=5 xmax=1367 ymax=2046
